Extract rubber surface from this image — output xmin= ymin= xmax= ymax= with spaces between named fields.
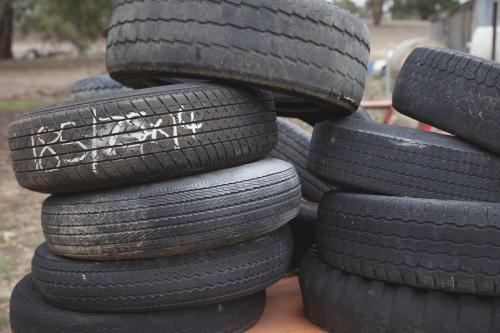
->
xmin=289 ymin=200 xmax=317 ymax=271
xmin=299 ymin=249 xmax=500 ymax=333
xmin=42 ymin=158 xmax=301 ymax=260
xmin=71 ymin=74 xmax=130 ymax=100
xmin=106 ymin=0 xmax=370 ymax=113
xmin=10 ymin=275 xmax=265 ymax=333
xmin=9 ymin=83 xmax=277 ymax=193
xmin=317 ymin=192 xmax=500 ymax=296
xmin=32 ymin=226 xmax=292 ymax=313
xmin=269 ymin=118 xmax=334 ymax=202
xmin=308 ymin=118 xmax=500 ymax=201
xmin=393 ymin=47 xmax=500 ymax=154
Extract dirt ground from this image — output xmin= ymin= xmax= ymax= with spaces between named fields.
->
xmin=0 ymin=19 xmax=430 ymax=332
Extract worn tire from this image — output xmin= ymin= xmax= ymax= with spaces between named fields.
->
xmin=318 ymin=192 xmax=500 ymax=296
xmin=42 ymin=158 xmax=301 ymax=260
xmin=289 ymin=200 xmax=317 ymax=271
xmin=10 ymin=275 xmax=265 ymax=333
xmin=32 ymin=226 xmax=292 ymax=313
xmin=106 ymin=0 xmax=370 ymax=113
xmin=299 ymin=249 xmax=500 ymax=333
xmin=71 ymin=74 xmax=130 ymax=100
xmin=9 ymin=83 xmax=277 ymax=193
xmin=393 ymin=47 xmax=500 ymax=154
xmin=308 ymin=118 xmax=500 ymax=201
xmin=269 ymin=118 xmax=334 ymax=202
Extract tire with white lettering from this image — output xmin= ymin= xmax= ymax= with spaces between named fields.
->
xmin=42 ymin=158 xmax=301 ymax=260
xmin=106 ymin=0 xmax=370 ymax=114
xmin=71 ymin=74 xmax=130 ymax=100
xmin=10 ymin=275 xmax=265 ymax=333
xmin=31 ymin=226 xmax=292 ymax=312
xmin=9 ymin=83 xmax=277 ymax=193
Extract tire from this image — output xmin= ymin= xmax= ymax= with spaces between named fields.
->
xmin=71 ymin=74 xmax=130 ymax=100
xmin=393 ymin=47 xmax=500 ymax=154
xmin=308 ymin=118 xmax=500 ymax=201
xmin=10 ymin=275 xmax=265 ymax=333
xmin=317 ymin=192 xmax=500 ymax=296
xmin=289 ymin=200 xmax=317 ymax=271
xmin=9 ymin=83 xmax=277 ymax=193
xmin=269 ymin=118 xmax=335 ymax=202
xmin=42 ymin=158 xmax=301 ymax=260
xmin=31 ymin=226 xmax=292 ymax=313
xmin=299 ymin=249 xmax=500 ymax=333
xmin=106 ymin=0 xmax=370 ymax=113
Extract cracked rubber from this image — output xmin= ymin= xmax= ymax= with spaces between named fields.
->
xmin=71 ymin=74 xmax=130 ymax=100
xmin=106 ymin=0 xmax=370 ymax=113
xmin=318 ymin=192 xmax=500 ymax=296
xmin=300 ymin=249 xmax=500 ymax=333
xmin=289 ymin=200 xmax=317 ymax=271
xmin=42 ymin=158 xmax=301 ymax=260
xmin=308 ymin=118 xmax=500 ymax=201
xmin=269 ymin=118 xmax=334 ymax=202
xmin=31 ymin=226 xmax=292 ymax=313
xmin=393 ymin=47 xmax=500 ymax=154
xmin=10 ymin=275 xmax=265 ymax=333
xmin=9 ymin=82 xmax=277 ymax=193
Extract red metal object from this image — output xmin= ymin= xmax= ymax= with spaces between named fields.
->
xmin=361 ymin=100 xmax=433 ymax=131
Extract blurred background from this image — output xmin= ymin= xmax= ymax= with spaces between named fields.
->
xmin=0 ymin=0 xmax=498 ymax=331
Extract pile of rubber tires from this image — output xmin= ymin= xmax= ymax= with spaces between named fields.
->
xmin=301 ymin=48 xmax=500 ymax=333
xmin=6 ymin=1 xmax=372 ymax=332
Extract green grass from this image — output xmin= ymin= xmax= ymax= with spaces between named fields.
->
xmin=0 ymin=99 xmax=47 ymax=112
xmin=0 ymin=315 xmax=8 ymax=327
xmin=0 ymin=259 xmax=16 ymax=281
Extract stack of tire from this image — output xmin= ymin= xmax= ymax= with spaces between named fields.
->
xmin=7 ymin=1 xmax=371 ymax=332
xmin=300 ymin=47 xmax=500 ymax=333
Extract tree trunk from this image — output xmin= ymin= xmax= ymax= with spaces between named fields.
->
xmin=0 ymin=0 xmax=13 ymax=59
xmin=370 ymin=0 xmax=385 ymax=26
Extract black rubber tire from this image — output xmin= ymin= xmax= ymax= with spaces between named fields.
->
xmin=317 ymin=192 xmax=500 ymax=296
xmin=42 ymin=158 xmax=301 ymax=260
xmin=31 ymin=226 xmax=292 ymax=313
xmin=71 ymin=74 xmax=130 ymax=100
xmin=106 ymin=0 xmax=370 ymax=113
xmin=9 ymin=83 xmax=277 ymax=193
xmin=393 ymin=47 xmax=500 ymax=155
xmin=308 ymin=118 xmax=500 ymax=201
xmin=299 ymin=249 xmax=500 ymax=333
xmin=10 ymin=275 xmax=265 ymax=333
xmin=269 ymin=118 xmax=335 ymax=202
xmin=289 ymin=200 xmax=317 ymax=271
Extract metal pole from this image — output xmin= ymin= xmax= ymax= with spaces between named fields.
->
xmin=493 ymin=1 xmax=498 ymax=61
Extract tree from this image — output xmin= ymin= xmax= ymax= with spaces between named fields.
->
xmin=334 ymin=0 xmax=362 ymax=15
xmin=368 ymin=0 xmax=385 ymax=25
xmin=0 ymin=0 xmax=13 ymax=59
xmin=17 ymin=0 xmax=113 ymax=53
xmin=391 ymin=0 xmax=459 ymax=20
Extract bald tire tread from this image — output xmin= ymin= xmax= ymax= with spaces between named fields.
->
xmin=393 ymin=47 xmax=500 ymax=154
xmin=71 ymin=74 xmax=130 ymax=100
xmin=31 ymin=226 xmax=292 ymax=313
xmin=289 ymin=200 xmax=317 ymax=271
xmin=10 ymin=275 xmax=265 ymax=333
xmin=106 ymin=0 xmax=370 ymax=113
xmin=308 ymin=118 xmax=500 ymax=201
xmin=269 ymin=118 xmax=334 ymax=202
xmin=318 ymin=192 xmax=500 ymax=296
xmin=9 ymin=83 xmax=277 ymax=193
xmin=42 ymin=158 xmax=301 ymax=260
xmin=299 ymin=249 xmax=500 ymax=333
